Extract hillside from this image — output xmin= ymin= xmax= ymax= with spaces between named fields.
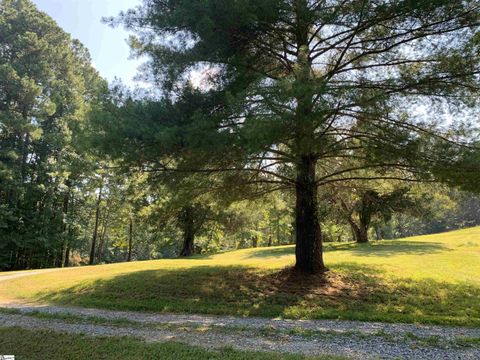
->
xmin=1 ymin=227 xmax=479 ymax=326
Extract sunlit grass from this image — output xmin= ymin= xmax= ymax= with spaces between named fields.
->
xmin=1 ymin=227 xmax=479 ymax=326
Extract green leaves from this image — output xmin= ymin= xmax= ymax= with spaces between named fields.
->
xmin=0 ymin=0 xmax=108 ymax=270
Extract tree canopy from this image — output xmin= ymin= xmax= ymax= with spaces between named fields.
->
xmin=107 ymin=0 xmax=480 ymax=272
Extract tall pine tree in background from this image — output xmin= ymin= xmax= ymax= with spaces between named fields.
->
xmin=0 ymin=0 xmax=107 ymax=269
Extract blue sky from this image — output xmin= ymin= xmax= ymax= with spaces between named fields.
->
xmin=32 ymin=0 xmax=143 ymax=87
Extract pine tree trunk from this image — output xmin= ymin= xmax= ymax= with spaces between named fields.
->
xmin=97 ymin=204 xmax=111 ymax=263
xmin=127 ymin=217 xmax=133 ymax=262
xmin=291 ymin=9 xmax=325 ymax=273
xmin=357 ymin=226 xmax=369 ymax=243
xmin=89 ymin=184 xmax=103 ymax=265
xmin=294 ymin=156 xmax=326 ymax=273
xmin=63 ymin=246 xmax=70 ymax=268
xmin=276 ymin=214 xmax=281 ymax=244
xmin=180 ymin=231 xmax=194 ymax=256
xmin=59 ymin=190 xmax=70 ymax=268
xmin=357 ymin=213 xmax=370 ymax=243
xmin=180 ymin=206 xmax=195 ymax=257
xmin=350 ymin=224 xmax=359 ymax=242
xmin=348 ymin=218 xmax=369 ymax=243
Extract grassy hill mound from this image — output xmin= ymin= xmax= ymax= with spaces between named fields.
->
xmin=1 ymin=227 xmax=479 ymax=326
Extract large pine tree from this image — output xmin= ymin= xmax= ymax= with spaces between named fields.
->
xmin=111 ymin=0 xmax=480 ymax=273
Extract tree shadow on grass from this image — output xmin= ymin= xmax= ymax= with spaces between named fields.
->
xmin=37 ymin=263 xmax=480 ymax=326
xmin=245 ymin=247 xmax=295 ymax=259
xmin=326 ymin=241 xmax=448 ymax=257
xmin=246 ymin=241 xmax=447 ymax=259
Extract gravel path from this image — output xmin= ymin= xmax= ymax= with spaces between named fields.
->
xmin=0 ymin=268 xmax=59 ymax=281
xmin=1 ymin=272 xmax=479 ymax=359
xmin=3 ymin=300 xmax=480 ymax=340
xmin=1 ymin=301 xmax=479 ymax=359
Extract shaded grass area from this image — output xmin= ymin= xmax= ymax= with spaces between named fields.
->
xmin=249 ymin=240 xmax=447 ymax=259
xmin=33 ymin=263 xmax=480 ymax=326
xmin=1 ymin=227 xmax=479 ymax=326
xmin=0 ymin=327 xmax=341 ymax=360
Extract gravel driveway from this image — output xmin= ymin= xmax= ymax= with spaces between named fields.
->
xmin=1 ymin=272 xmax=479 ymax=359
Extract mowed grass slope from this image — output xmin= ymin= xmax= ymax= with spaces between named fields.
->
xmin=1 ymin=227 xmax=479 ymax=326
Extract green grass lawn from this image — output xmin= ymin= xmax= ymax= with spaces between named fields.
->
xmin=0 ymin=327 xmax=340 ymax=360
xmin=1 ymin=227 xmax=479 ymax=326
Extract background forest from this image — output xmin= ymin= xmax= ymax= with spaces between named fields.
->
xmin=2 ymin=0 xmax=480 ymax=271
